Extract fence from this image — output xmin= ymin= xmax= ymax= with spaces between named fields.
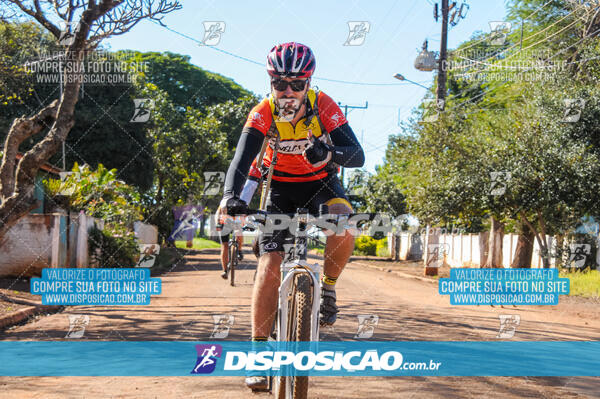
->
xmin=388 ymin=229 xmax=561 ymax=268
xmin=0 ymin=211 xmax=157 ymax=277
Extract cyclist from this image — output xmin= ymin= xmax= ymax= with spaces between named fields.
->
xmin=216 ymin=161 xmax=261 ymax=279
xmin=219 ymin=42 xmax=364 ymax=390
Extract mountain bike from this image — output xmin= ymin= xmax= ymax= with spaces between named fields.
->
xmin=217 ymin=219 xmax=249 ymax=287
xmin=237 ymin=206 xmax=375 ymax=399
xmin=226 ymin=232 xmax=240 ymax=287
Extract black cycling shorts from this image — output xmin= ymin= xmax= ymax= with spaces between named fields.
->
xmin=258 ymin=173 xmax=352 ymax=255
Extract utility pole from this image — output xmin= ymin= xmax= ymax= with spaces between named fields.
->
xmin=436 ymin=0 xmax=449 ymax=108
xmin=336 ymin=101 xmax=368 ymax=187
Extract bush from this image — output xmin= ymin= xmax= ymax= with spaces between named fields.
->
xmin=354 ymin=236 xmax=389 ymax=257
xmin=354 ymin=235 xmax=377 ymax=256
xmin=376 ymin=238 xmax=390 ymax=257
xmin=88 ymin=225 xmax=139 ymax=268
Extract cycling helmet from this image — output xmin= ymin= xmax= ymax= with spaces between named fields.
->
xmin=267 ymin=42 xmax=316 ymax=78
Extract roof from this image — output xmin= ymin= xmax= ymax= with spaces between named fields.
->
xmin=14 ymin=153 xmax=63 ymax=175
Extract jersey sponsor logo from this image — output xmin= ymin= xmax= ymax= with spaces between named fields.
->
xmin=274 ymin=139 xmax=311 ymax=154
xmin=248 ymin=111 xmax=267 ymax=130
xmin=330 ymin=112 xmax=344 ymax=128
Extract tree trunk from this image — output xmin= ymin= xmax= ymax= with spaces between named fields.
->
xmin=485 ymin=216 xmax=504 ymax=268
xmin=198 ymin=212 xmax=206 ymax=238
xmin=479 ymin=230 xmax=489 ymax=267
xmin=511 ymin=219 xmax=534 ymax=268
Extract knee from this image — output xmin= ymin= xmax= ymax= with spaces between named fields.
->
xmin=258 ymin=252 xmax=284 ymax=284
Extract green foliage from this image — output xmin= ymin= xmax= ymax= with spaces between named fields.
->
xmin=559 ymin=269 xmax=600 ymax=298
xmin=88 ymin=225 xmax=139 ymax=268
xmin=376 ymin=238 xmax=390 ymax=257
xmin=44 ymin=163 xmax=142 ymax=224
xmin=116 ymin=51 xmax=253 ymax=112
xmin=347 ymin=167 xmax=407 ymax=217
xmin=175 ymin=237 xmax=220 ymax=250
xmin=354 ymin=236 xmax=388 ymax=257
xmin=354 ymin=235 xmax=377 ymax=256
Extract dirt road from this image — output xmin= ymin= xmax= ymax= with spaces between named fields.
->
xmin=1 ymin=249 xmax=599 ymax=398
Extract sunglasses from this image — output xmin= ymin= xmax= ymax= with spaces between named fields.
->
xmin=271 ymin=78 xmax=308 ymax=92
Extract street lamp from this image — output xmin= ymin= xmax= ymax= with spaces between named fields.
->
xmin=393 ymin=73 xmax=430 ymax=90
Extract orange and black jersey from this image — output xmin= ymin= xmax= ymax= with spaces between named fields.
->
xmin=223 ymin=90 xmax=364 ymax=200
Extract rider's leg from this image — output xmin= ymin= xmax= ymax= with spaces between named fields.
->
xmin=236 ymin=234 xmax=244 ymax=260
xmin=245 ymin=251 xmax=283 ymax=390
xmin=321 ymin=199 xmax=355 ymax=325
xmin=323 ymin=201 xmax=355 ymax=280
xmin=251 ymin=251 xmax=284 ymax=338
xmin=220 ymin=241 xmax=229 ymax=277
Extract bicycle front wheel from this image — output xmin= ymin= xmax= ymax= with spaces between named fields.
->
xmin=276 ymin=273 xmax=312 ymax=399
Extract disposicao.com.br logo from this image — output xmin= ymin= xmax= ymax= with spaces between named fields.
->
xmin=190 ymin=342 xmax=441 ymax=376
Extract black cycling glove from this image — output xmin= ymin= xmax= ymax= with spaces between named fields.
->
xmin=225 ymin=197 xmax=248 ymax=215
xmin=304 ymin=137 xmax=334 ymax=165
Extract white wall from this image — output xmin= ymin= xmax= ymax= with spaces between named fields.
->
xmin=389 ymin=230 xmax=559 ymax=268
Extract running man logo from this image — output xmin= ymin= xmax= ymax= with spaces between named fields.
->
xmin=354 ymin=314 xmax=379 ymax=339
xmin=202 ymin=21 xmax=225 ymax=46
xmin=562 ymin=98 xmax=586 ymax=123
xmin=65 ymin=314 xmax=90 ymax=339
xmin=210 ymin=315 xmax=235 ymax=339
xmin=488 ymin=21 xmax=511 ymax=46
xmin=191 ymin=344 xmax=223 ymax=374
xmin=203 ymin=172 xmax=225 ymax=196
xmin=136 ymin=244 xmax=160 ymax=268
xmin=566 ymin=243 xmax=591 ymax=269
xmin=426 ymin=243 xmax=449 ymax=269
xmin=344 ymin=22 xmax=370 ymax=46
xmin=168 ymin=206 xmax=201 ymax=242
xmin=130 ymin=99 xmax=154 ymax=123
xmin=489 ymin=171 xmax=511 ymax=196
xmin=496 ymin=314 xmax=520 ymax=339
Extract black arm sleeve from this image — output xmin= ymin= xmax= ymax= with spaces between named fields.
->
xmin=223 ymin=127 xmax=264 ymax=199
xmin=328 ymin=122 xmax=365 ymax=167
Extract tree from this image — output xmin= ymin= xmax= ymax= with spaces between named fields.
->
xmin=0 ymin=23 xmax=154 ymax=190
xmin=380 ymin=0 xmax=600 ymax=268
xmin=0 ymin=0 xmax=180 ymax=244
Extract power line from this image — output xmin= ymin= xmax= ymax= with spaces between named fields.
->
xmin=455 ymin=0 xmax=556 ymax=54
xmin=152 ymin=20 xmax=422 ymax=87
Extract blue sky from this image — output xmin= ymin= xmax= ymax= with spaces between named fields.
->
xmin=106 ymin=0 xmax=508 ymax=175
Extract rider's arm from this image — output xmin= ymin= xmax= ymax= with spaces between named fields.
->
xmin=222 ymin=127 xmax=263 ymax=203
xmin=327 ymin=122 xmax=365 ymax=167
xmin=316 ymin=91 xmax=365 ymax=168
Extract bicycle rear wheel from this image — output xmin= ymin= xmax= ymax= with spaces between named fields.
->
xmin=275 ymin=273 xmax=312 ymax=399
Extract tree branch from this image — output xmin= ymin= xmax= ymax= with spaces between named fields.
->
xmin=0 ymin=101 xmax=59 ymax=199
xmin=6 ymin=0 xmax=62 ymax=37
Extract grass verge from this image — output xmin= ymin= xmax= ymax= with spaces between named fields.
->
xmin=560 ymin=269 xmax=600 ymax=298
xmin=175 ymin=237 xmax=220 ymax=250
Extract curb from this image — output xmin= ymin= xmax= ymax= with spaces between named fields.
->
xmin=0 ymin=304 xmax=63 ymax=331
xmin=350 ymin=261 xmax=438 ymax=284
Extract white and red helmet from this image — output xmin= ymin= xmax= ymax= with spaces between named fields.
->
xmin=267 ymin=42 xmax=316 ymax=79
